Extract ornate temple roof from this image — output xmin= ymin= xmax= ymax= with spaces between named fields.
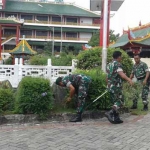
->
xmin=110 ymin=23 xmax=150 ymax=48
xmin=9 ymin=40 xmax=37 ymax=55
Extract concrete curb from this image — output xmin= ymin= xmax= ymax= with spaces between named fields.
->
xmin=0 ymin=108 xmax=130 ymax=125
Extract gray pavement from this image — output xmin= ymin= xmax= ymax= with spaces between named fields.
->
xmin=0 ymin=114 xmax=150 ymax=150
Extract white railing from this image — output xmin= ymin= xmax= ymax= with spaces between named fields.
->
xmin=0 ymin=58 xmax=77 ymax=88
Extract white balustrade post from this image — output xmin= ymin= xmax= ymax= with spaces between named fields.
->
xmin=15 ymin=58 xmax=19 ymax=65
xmin=13 ymin=59 xmax=19 ymax=88
xmin=19 ymin=58 xmax=23 ymax=65
xmin=47 ymin=59 xmax=52 ymax=83
xmin=18 ymin=58 xmax=23 ymax=84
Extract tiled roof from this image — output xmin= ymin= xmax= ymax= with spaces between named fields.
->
xmin=28 ymin=41 xmax=83 ymax=46
xmin=9 ymin=40 xmax=37 ymax=55
xmin=2 ymin=0 xmax=100 ymax=17
xmin=110 ymin=23 xmax=150 ymax=48
xmin=21 ymin=25 xmax=98 ymax=32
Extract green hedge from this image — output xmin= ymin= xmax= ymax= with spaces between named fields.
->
xmin=77 ymin=47 xmax=133 ymax=77
xmin=0 ymin=88 xmax=15 ymax=113
xmin=15 ymin=76 xmax=53 ymax=118
xmin=29 ymin=52 xmax=74 ymax=66
xmin=51 ymin=52 xmax=74 ymax=66
xmin=29 ymin=54 xmax=50 ymax=65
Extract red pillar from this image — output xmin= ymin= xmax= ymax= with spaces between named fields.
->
xmin=16 ymin=25 xmax=20 ymax=45
xmin=0 ymin=25 xmax=2 ymax=59
xmin=107 ymin=0 xmax=111 ymax=46
xmin=100 ymin=0 xmax=104 ymax=47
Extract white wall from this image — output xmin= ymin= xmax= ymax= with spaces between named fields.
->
xmin=80 ymin=18 xmax=93 ymax=25
xmin=79 ymin=32 xmax=92 ymax=40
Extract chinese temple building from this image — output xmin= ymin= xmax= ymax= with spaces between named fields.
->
xmin=0 ymin=0 xmax=100 ymax=59
xmin=110 ymin=23 xmax=150 ymax=57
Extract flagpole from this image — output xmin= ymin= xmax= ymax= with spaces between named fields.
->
xmin=102 ymin=0 xmax=109 ymax=73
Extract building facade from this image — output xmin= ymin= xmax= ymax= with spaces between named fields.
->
xmin=0 ymin=0 xmax=100 ymax=57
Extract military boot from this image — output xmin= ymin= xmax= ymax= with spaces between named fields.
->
xmin=69 ymin=113 xmax=82 ymax=122
xmin=105 ymin=109 xmax=115 ymax=123
xmin=142 ymin=104 xmax=148 ymax=111
xmin=113 ymin=112 xmax=123 ymax=124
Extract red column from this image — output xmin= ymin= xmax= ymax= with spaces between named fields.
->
xmin=107 ymin=0 xmax=111 ymax=46
xmin=0 ymin=25 xmax=2 ymax=59
xmin=16 ymin=25 xmax=20 ymax=45
xmin=100 ymin=0 xmax=104 ymax=47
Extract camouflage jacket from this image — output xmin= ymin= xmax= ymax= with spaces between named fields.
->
xmin=106 ymin=60 xmax=123 ymax=92
xmin=62 ymin=74 xmax=91 ymax=91
xmin=132 ymin=61 xmax=149 ymax=80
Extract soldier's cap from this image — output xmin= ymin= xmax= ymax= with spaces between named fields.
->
xmin=55 ymin=77 xmax=62 ymax=85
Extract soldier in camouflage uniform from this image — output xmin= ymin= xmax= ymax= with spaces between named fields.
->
xmin=130 ymin=54 xmax=150 ymax=111
xmin=56 ymin=74 xmax=91 ymax=122
xmin=105 ymin=51 xmax=133 ymax=124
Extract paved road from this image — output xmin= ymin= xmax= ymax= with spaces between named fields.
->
xmin=0 ymin=114 xmax=150 ymax=150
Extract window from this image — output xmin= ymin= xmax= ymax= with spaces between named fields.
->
xmin=54 ymin=32 xmax=61 ymax=37
xmin=21 ymin=14 xmax=33 ymax=20
xmin=36 ymin=15 xmax=48 ymax=21
xmin=20 ymin=30 xmax=32 ymax=36
xmin=93 ymin=19 xmax=100 ymax=24
xmin=4 ymin=45 xmax=16 ymax=50
xmin=66 ymin=18 xmax=77 ymax=23
xmin=36 ymin=31 xmax=48 ymax=36
xmin=52 ymin=16 xmax=61 ymax=22
xmin=4 ymin=29 xmax=16 ymax=36
xmin=66 ymin=32 xmax=77 ymax=38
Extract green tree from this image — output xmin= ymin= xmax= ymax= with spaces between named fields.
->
xmin=88 ymin=30 xmax=120 ymax=47
xmin=43 ymin=42 xmax=52 ymax=56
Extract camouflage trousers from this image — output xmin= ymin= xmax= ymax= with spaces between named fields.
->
xmin=77 ymin=77 xmax=91 ymax=113
xmin=133 ymin=80 xmax=149 ymax=106
xmin=109 ymin=87 xmax=124 ymax=109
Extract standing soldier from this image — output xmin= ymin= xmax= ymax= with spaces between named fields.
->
xmin=130 ymin=54 xmax=150 ymax=111
xmin=55 ymin=74 xmax=91 ymax=122
xmin=105 ymin=51 xmax=133 ymax=124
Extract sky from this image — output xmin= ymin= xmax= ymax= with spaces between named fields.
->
xmin=62 ymin=0 xmax=150 ymax=34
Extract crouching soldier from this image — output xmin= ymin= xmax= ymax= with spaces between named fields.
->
xmin=105 ymin=51 xmax=133 ymax=124
xmin=55 ymin=74 xmax=91 ymax=122
xmin=130 ymin=54 xmax=150 ymax=111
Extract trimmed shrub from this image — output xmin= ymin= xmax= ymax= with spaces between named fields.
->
xmin=29 ymin=54 xmax=50 ymax=65
xmin=74 ymin=69 xmax=111 ymax=110
xmin=0 ymin=88 xmax=15 ymax=113
xmin=15 ymin=76 xmax=53 ymax=118
xmin=51 ymin=52 xmax=75 ymax=66
xmin=77 ymin=47 xmax=133 ymax=76
xmin=29 ymin=52 xmax=75 ymax=66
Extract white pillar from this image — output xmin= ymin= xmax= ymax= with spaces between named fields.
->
xmin=15 ymin=58 xmax=19 ymax=65
xmin=102 ymin=0 xmax=108 ymax=73
xmin=19 ymin=58 xmax=23 ymax=65
xmin=47 ymin=58 xmax=52 ymax=66
xmin=47 ymin=59 xmax=52 ymax=84
xmin=72 ymin=59 xmax=77 ymax=72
